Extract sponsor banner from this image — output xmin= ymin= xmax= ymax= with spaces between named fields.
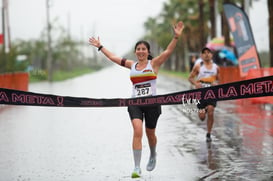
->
xmin=223 ymin=3 xmax=261 ymax=76
xmin=0 ymin=76 xmax=272 ymax=107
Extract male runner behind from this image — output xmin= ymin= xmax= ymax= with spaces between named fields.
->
xmin=188 ymin=47 xmax=220 ymax=142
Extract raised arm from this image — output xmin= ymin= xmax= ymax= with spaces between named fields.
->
xmin=151 ymin=21 xmax=184 ymax=72
xmin=88 ymin=37 xmax=133 ymax=69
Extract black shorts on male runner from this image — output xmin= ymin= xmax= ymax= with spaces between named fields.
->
xmin=128 ymin=105 xmax=161 ymax=129
xmin=197 ymin=100 xmax=217 ymax=110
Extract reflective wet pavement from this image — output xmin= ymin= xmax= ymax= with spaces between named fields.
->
xmin=0 ymin=66 xmax=272 ymax=181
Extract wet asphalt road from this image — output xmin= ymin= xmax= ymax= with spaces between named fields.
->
xmin=0 ymin=66 xmax=272 ymax=181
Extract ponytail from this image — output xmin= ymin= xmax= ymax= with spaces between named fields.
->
xmin=148 ymin=54 xmax=153 ymax=60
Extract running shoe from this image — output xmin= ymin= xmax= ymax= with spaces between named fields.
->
xmin=206 ymin=133 xmax=212 ymax=142
xmin=146 ymin=156 xmax=156 ymax=171
xmin=131 ymin=167 xmax=141 ymax=178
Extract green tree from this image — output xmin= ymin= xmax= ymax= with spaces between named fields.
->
xmin=144 ymin=0 xmax=210 ymax=71
xmin=269 ymin=0 xmax=273 ymax=67
xmin=142 ymin=0 xmax=256 ymax=72
xmin=209 ymin=0 xmax=217 ymax=38
xmin=144 ymin=17 xmax=160 ymax=54
xmin=4 ymin=19 xmax=87 ymax=79
xmin=14 ymin=39 xmax=47 ymax=71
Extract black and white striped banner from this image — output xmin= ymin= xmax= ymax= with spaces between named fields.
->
xmin=0 ymin=76 xmax=272 ymax=107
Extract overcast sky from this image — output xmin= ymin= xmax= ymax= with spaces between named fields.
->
xmin=2 ymin=0 xmax=270 ymax=56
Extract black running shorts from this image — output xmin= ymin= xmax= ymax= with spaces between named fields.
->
xmin=128 ymin=105 xmax=162 ymax=129
xmin=197 ymin=99 xmax=217 ymax=109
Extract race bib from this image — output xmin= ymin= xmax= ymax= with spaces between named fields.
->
xmin=134 ymin=83 xmax=152 ymax=97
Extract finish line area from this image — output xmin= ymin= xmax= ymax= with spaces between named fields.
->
xmin=0 ymin=67 xmax=272 ymax=180
xmin=0 ymin=75 xmax=272 ymax=108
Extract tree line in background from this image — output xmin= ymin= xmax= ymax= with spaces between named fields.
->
xmin=0 ymin=0 xmax=272 ymax=79
xmin=139 ymin=0 xmax=273 ymax=71
xmin=0 ymin=19 xmax=95 ymax=80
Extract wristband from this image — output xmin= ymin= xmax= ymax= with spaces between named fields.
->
xmin=121 ymin=58 xmax=127 ymax=66
xmin=98 ymin=45 xmax=103 ymax=51
xmin=174 ymin=36 xmax=179 ymax=39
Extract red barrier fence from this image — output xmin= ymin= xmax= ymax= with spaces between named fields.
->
xmin=0 ymin=72 xmax=29 ymax=91
xmin=219 ymin=66 xmax=243 ymax=84
xmin=219 ymin=66 xmax=273 ymax=105
xmin=244 ymin=68 xmax=273 ymax=105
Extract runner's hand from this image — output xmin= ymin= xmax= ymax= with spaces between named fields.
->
xmin=195 ymin=82 xmax=202 ymax=89
xmin=173 ymin=21 xmax=184 ymax=38
xmin=89 ymin=37 xmax=101 ymax=48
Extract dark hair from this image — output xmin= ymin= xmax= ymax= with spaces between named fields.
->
xmin=201 ymin=47 xmax=212 ymax=54
xmin=134 ymin=40 xmax=154 ymax=60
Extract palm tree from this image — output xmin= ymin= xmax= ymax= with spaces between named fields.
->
xmin=144 ymin=17 xmax=160 ymax=56
xmin=143 ymin=0 xmax=211 ymax=71
xmin=269 ymin=0 xmax=273 ymax=66
xmin=165 ymin=0 xmax=209 ymax=71
xmin=209 ymin=0 xmax=217 ymax=38
xmin=199 ymin=0 xmax=206 ymax=47
xmin=222 ymin=0 xmax=232 ymax=47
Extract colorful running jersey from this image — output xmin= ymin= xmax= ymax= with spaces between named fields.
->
xmin=130 ymin=60 xmax=157 ymax=97
xmin=197 ymin=62 xmax=218 ymax=87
